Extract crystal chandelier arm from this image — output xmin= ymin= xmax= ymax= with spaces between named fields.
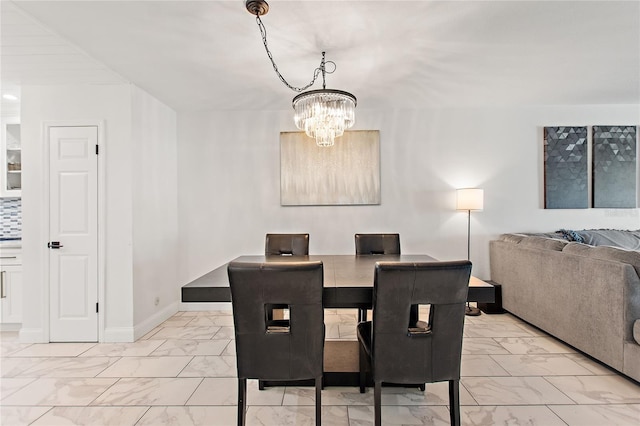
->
xmin=256 ymin=14 xmax=329 ymax=92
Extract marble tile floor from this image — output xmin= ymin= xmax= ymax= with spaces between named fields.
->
xmin=1 ymin=309 xmax=639 ymax=425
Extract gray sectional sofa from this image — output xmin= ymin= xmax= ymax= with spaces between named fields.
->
xmin=490 ymin=230 xmax=640 ymax=382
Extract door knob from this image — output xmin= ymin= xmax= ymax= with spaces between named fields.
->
xmin=47 ymin=241 xmax=64 ymax=249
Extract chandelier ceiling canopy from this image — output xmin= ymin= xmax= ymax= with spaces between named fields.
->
xmin=245 ymin=0 xmax=357 ymax=147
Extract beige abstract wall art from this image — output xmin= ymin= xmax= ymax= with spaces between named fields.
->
xmin=280 ymin=130 xmax=381 ymax=206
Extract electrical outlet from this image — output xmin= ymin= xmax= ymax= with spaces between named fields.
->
xmin=154 ymin=297 xmax=160 ymax=306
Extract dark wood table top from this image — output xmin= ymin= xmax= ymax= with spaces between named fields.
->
xmin=181 ymin=254 xmax=495 ymax=306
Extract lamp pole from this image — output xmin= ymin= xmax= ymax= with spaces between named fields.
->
xmin=456 ymin=188 xmax=483 ymax=317
xmin=466 ymin=209 xmax=471 ymax=261
xmin=465 ymin=208 xmax=480 ymax=315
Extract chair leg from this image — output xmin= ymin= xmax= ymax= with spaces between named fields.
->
xmin=419 ymin=383 xmax=425 ymax=392
xmin=358 ymin=343 xmax=367 ymax=393
xmin=237 ymin=378 xmax=247 ymax=426
xmin=448 ymin=379 xmax=460 ymax=426
xmin=374 ymin=381 xmax=382 ymax=426
xmin=315 ymin=376 xmax=322 ymax=426
xmin=359 ymin=308 xmax=367 ymax=322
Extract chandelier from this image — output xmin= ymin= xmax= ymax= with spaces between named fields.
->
xmin=246 ymin=0 xmax=357 ymax=147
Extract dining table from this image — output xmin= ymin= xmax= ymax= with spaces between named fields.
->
xmin=181 ymin=254 xmax=495 ymax=306
xmin=181 ymin=254 xmax=495 ymax=387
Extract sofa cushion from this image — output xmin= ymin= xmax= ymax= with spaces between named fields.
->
xmin=499 ymin=233 xmax=526 ymax=244
xmin=563 ymin=243 xmax=640 ymax=277
xmin=635 ymin=320 xmax=640 ymax=345
xmin=518 ymin=236 xmax=567 ymax=251
xmin=561 ymin=242 xmax=592 ymax=256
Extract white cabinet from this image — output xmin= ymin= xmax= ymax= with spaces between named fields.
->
xmin=1 ymin=266 xmax=22 ymax=324
xmin=1 ymin=118 xmax=21 ymax=197
xmin=0 ymin=248 xmax=22 ymax=326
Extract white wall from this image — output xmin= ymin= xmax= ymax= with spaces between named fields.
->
xmin=21 ymin=84 xmax=134 ymax=342
xmin=21 ymin=83 xmax=179 ymax=342
xmin=177 ymin=105 xmax=640 ymax=284
xmin=131 ymin=86 xmax=179 ymax=338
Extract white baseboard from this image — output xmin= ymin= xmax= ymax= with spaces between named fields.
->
xmin=0 ymin=323 xmax=21 ymax=332
xmin=102 ymin=302 xmax=228 ymax=342
xmin=102 ymin=327 xmax=135 ymax=343
xmin=19 ymin=327 xmax=47 ymax=343
xmin=17 ymin=303 xmax=182 ymax=343
xmin=132 ymin=301 xmax=179 ymax=341
xmin=179 ymin=302 xmax=232 ymax=312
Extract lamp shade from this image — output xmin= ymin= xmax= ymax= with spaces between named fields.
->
xmin=456 ymin=188 xmax=484 ymax=211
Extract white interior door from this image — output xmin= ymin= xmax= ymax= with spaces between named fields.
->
xmin=49 ymin=126 xmax=98 ymax=342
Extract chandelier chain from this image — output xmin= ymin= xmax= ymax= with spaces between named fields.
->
xmin=256 ymin=14 xmax=335 ymax=92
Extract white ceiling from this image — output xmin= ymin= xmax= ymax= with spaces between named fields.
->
xmin=2 ymin=0 xmax=639 ymax=116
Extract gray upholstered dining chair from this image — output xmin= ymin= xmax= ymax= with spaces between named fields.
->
xmin=228 ymin=260 xmax=324 ymax=426
xmin=264 ymin=233 xmax=310 ymax=326
xmin=354 ymin=233 xmax=402 ymax=322
xmin=265 ymin=233 xmax=309 ymax=256
xmin=356 ymin=260 xmax=472 ymax=426
xmin=355 ymin=233 xmax=401 ymax=255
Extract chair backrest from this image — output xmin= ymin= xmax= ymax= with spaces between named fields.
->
xmin=371 ymin=260 xmax=471 ymax=384
xmin=265 ymin=233 xmax=310 ymax=256
xmin=228 ymin=260 xmax=324 ymax=381
xmin=355 ymin=233 xmax=401 ymax=255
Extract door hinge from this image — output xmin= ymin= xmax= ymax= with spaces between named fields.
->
xmin=96 ymin=302 xmax=99 ymax=313
xmin=95 ymin=144 xmax=99 ymax=155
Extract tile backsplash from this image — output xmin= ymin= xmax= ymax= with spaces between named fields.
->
xmin=0 ymin=198 xmax=21 ymax=239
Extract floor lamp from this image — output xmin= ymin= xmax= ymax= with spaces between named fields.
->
xmin=456 ymin=188 xmax=484 ymax=316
